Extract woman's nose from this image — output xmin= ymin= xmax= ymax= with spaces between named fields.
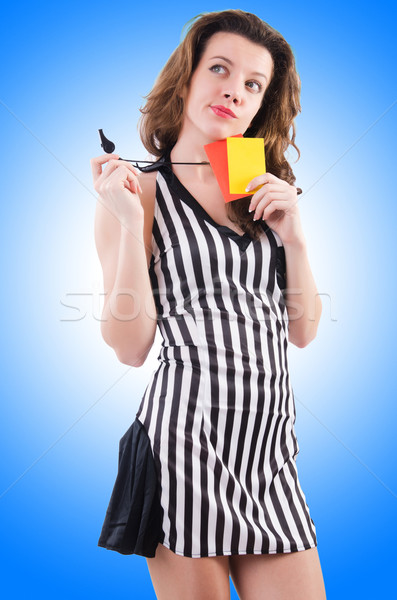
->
xmin=223 ymin=90 xmax=242 ymax=104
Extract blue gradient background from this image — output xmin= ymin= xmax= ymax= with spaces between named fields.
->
xmin=1 ymin=1 xmax=396 ymax=598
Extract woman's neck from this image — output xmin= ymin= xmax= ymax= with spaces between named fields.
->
xmin=170 ymin=129 xmax=216 ymax=183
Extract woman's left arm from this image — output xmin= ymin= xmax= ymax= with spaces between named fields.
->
xmin=246 ymin=172 xmax=322 ymax=348
xmin=282 ymin=240 xmax=322 ymax=348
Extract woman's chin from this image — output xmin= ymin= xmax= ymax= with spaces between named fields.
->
xmin=204 ymin=125 xmax=244 ymax=143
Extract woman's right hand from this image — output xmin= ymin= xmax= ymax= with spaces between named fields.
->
xmin=90 ymin=154 xmax=144 ymax=227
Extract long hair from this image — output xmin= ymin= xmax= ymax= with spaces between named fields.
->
xmin=139 ymin=9 xmax=302 ymax=240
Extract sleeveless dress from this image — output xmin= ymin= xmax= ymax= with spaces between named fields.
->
xmin=97 ymin=162 xmax=318 ymax=559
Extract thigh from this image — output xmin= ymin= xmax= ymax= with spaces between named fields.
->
xmin=146 ymin=543 xmax=231 ymax=600
xmin=229 ymin=547 xmax=327 ymax=600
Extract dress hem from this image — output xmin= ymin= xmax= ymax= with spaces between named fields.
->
xmin=155 ymin=540 xmax=318 ymax=559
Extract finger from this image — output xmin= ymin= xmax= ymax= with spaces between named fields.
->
xmin=261 ymin=199 xmax=293 ymax=220
xmin=249 ymin=184 xmax=281 ymax=203
xmin=103 ymin=158 xmax=141 ymax=180
xmin=116 ymin=159 xmax=141 ymax=178
xmin=90 ymin=153 xmax=120 ymax=184
xmin=245 ymin=172 xmax=281 ymax=192
xmin=106 ymin=165 xmax=143 ymax=195
xmin=249 ymin=186 xmax=287 ymax=211
xmin=124 ymin=169 xmax=143 ymax=195
xmin=95 ymin=159 xmax=142 ymax=194
xmin=252 ymin=194 xmax=287 ymax=220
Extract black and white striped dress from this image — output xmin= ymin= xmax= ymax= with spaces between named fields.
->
xmin=98 ymin=161 xmax=318 ymax=559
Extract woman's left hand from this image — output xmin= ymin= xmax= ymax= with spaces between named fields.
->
xmin=246 ymin=172 xmax=305 ymax=246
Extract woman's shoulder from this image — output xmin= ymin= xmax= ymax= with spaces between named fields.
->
xmin=139 ymin=169 xmax=157 ymax=192
xmin=139 ymin=169 xmax=157 ymax=213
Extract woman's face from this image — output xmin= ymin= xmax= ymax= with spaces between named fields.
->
xmin=181 ymin=31 xmax=274 ymax=144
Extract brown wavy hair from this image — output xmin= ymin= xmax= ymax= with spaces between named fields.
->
xmin=138 ymin=9 xmax=302 ymax=240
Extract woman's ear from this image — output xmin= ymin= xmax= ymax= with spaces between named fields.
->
xmin=178 ymin=83 xmax=187 ymax=101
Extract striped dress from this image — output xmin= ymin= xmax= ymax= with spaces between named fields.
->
xmin=133 ymin=163 xmax=318 ymax=558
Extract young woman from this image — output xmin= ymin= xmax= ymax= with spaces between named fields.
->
xmin=90 ymin=10 xmax=327 ymax=600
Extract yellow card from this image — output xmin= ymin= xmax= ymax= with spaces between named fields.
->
xmin=227 ymin=137 xmax=266 ymax=194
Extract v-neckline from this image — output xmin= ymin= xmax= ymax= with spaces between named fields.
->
xmin=162 ymin=167 xmax=254 ymax=252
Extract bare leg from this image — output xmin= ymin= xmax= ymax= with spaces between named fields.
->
xmin=229 ymin=546 xmax=326 ymax=600
xmin=146 ymin=542 xmax=231 ymax=600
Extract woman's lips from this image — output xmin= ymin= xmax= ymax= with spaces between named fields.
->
xmin=210 ymin=105 xmax=237 ymax=119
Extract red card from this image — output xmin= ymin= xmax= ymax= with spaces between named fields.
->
xmin=204 ymin=135 xmax=253 ymax=203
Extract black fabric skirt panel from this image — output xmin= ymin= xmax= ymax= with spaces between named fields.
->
xmin=97 ymin=417 xmax=163 ymax=558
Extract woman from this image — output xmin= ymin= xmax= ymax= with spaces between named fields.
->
xmin=90 ymin=9 xmax=327 ymax=600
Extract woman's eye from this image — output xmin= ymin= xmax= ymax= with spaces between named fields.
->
xmin=246 ymin=81 xmax=262 ymax=93
xmin=209 ymin=65 xmax=262 ymax=93
xmin=210 ymin=64 xmax=226 ymax=74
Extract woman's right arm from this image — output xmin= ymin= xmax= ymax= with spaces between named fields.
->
xmin=91 ymin=154 xmax=157 ymax=367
